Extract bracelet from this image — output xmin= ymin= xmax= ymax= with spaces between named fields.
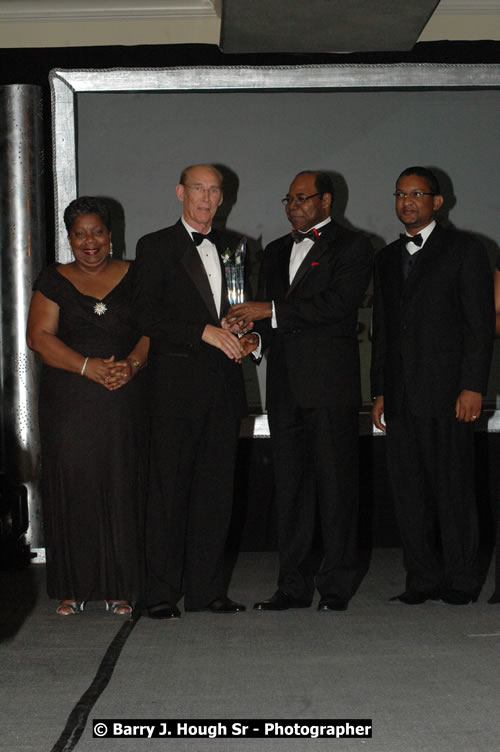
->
xmin=81 ymin=356 xmax=89 ymax=376
xmin=127 ymin=357 xmax=141 ymax=370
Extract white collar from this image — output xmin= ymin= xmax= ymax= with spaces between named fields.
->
xmin=181 ymin=216 xmax=212 ymax=238
xmin=403 ymin=220 xmax=436 ymax=254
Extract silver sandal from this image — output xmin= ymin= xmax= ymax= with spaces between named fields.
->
xmin=105 ymin=601 xmax=132 ymax=615
xmin=56 ymin=600 xmax=84 ymax=615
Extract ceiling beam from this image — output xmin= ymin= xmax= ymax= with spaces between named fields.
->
xmin=220 ymin=0 xmax=440 ymax=54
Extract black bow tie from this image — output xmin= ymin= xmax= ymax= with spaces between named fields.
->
xmin=291 ymin=228 xmax=320 ymax=243
xmin=192 ymin=230 xmax=216 ymax=246
xmin=400 ymin=233 xmax=423 ymax=248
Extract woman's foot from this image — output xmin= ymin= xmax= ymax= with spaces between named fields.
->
xmin=56 ymin=600 xmax=83 ymax=615
xmin=105 ymin=600 xmax=132 ymax=615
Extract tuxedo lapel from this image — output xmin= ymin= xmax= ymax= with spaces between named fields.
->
xmin=274 ymin=237 xmax=293 ymax=297
xmin=384 ymin=240 xmax=404 ymax=299
xmin=177 ymin=222 xmax=219 ymax=322
xmin=286 ymin=222 xmax=336 ymax=298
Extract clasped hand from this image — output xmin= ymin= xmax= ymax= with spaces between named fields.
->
xmin=202 ymin=324 xmax=259 ymax=362
xmin=83 ymin=355 xmax=133 ymax=390
xmin=222 ymin=301 xmax=272 ymax=334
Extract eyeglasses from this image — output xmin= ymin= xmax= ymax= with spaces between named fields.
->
xmin=184 ymin=183 xmax=222 ymax=196
xmin=393 ymin=191 xmax=436 ymax=200
xmin=281 ymin=192 xmax=321 ymax=206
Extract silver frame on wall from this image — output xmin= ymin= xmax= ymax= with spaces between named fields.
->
xmin=49 ymin=63 xmax=500 ymax=435
xmin=50 ymin=63 xmax=499 ymax=262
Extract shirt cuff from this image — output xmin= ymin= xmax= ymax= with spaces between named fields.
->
xmin=252 ymin=333 xmax=263 ymax=359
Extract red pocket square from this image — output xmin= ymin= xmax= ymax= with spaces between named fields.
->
xmin=311 ymin=262 xmax=320 ymax=266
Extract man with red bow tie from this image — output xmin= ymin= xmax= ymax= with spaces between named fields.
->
xmin=225 ymin=171 xmax=373 ymax=612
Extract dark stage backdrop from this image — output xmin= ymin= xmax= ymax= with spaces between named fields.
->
xmin=76 ymin=88 xmax=500 ymax=407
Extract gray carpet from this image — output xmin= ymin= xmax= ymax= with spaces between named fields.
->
xmin=1 ymin=550 xmax=498 ymax=752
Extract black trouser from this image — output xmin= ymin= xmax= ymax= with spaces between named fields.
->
xmin=268 ymin=377 xmax=359 ymax=602
xmin=386 ymin=405 xmax=479 ymax=595
xmin=145 ymin=395 xmax=240 ymax=609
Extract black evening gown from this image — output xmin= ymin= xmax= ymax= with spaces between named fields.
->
xmin=35 ymin=263 xmax=147 ymax=602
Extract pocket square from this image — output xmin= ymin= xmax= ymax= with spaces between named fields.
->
xmin=311 ymin=262 xmax=320 ymax=266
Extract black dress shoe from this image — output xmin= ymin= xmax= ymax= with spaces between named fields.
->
xmin=186 ymin=598 xmax=246 ymax=613
xmin=440 ymin=588 xmax=475 ymax=605
xmin=147 ymin=602 xmax=181 ymax=619
xmin=253 ymin=590 xmax=311 ymax=611
xmin=208 ymin=598 xmax=246 ymax=613
xmin=389 ymin=590 xmax=439 ymax=605
xmin=317 ymin=595 xmax=348 ymax=612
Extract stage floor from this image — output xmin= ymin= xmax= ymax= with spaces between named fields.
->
xmin=0 ymin=549 xmax=498 ymax=752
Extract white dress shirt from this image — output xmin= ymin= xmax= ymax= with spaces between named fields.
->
xmin=182 ymin=217 xmax=222 ymax=317
xmin=271 ymin=216 xmax=332 ymax=328
xmin=251 ymin=217 xmax=333 ymax=359
xmin=288 ymin=216 xmax=332 ymax=283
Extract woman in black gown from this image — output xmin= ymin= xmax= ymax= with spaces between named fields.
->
xmin=27 ymin=197 xmax=149 ymax=615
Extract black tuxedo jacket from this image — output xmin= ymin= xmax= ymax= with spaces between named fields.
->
xmin=133 ymin=220 xmax=247 ymax=419
xmin=370 ymin=224 xmax=494 ymax=419
xmin=257 ymin=221 xmax=373 ymax=410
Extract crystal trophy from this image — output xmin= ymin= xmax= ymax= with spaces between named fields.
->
xmin=223 ymin=237 xmax=246 ymax=305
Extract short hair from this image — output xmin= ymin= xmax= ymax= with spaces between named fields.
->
xmin=295 ymin=171 xmax=334 ymax=201
xmin=64 ymin=196 xmax=111 ymax=233
xmin=179 ymin=164 xmax=224 ymax=188
xmin=397 ymin=166 xmax=441 ymax=196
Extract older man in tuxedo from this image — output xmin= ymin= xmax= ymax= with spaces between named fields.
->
xmin=226 ymin=170 xmax=373 ymax=612
xmin=371 ymin=166 xmax=494 ymax=605
xmin=134 ymin=164 xmax=253 ymax=619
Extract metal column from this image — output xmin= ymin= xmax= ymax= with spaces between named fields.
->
xmin=0 ymin=84 xmax=45 ymax=553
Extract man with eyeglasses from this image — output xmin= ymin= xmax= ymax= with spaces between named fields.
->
xmin=133 ymin=164 xmax=248 ymax=619
xmin=224 ymin=170 xmax=373 ymax=612
xmin=371 ymin=166 xmax=494 ymax=606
